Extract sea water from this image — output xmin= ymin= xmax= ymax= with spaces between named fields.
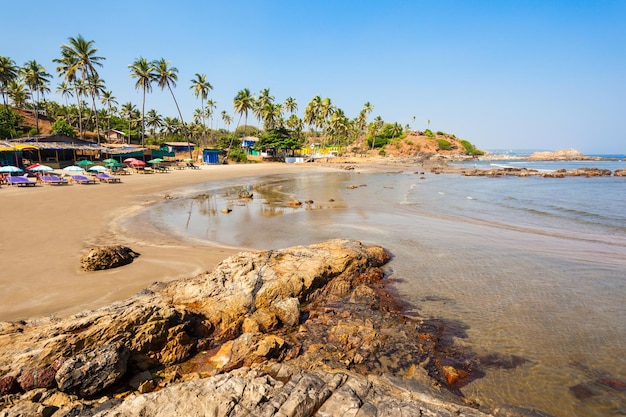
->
xmin=143 ymin=160 xmax=626 ymax=417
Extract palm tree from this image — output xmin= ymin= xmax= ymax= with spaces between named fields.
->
xmin=54 ymin=35 xmax=105 ymax=139
xmin=284 ymin=97 xmax=297 ymax=115
xmin=86 ymin=75 xmax=105 ymax=142
xmin=0 ymin=56 xmax=18 ymax=110
xmin=221 ymin=110 xmax=232 ymax=131
xmin=189 ymin=73 xmax=213 ymax=137
xmin=128 ymin=57 xmax=156 ymax=147
xmin=261 ymin=102 xmax=283 ymax=131
xmin=304 ymin=95 xmax=322 ymax=144
xmin=145 ymin=109 xmax=163 ymax=139
xmin=21 ymin=60 xmax=51 ymax=133
xmin=231 ymin=88 xmax=255 ymax=157
xmin=7 ymin=80 xmax=30 ymax=108
xmin=255 ymin=88 xmax=274 ymax=130
xmin=56 ymin=81 xmax=73 ymax=107
xmin=100 ymin=90 xmax=117 ymax=137
xmin=154 ymin=58 xmax=191 ymax=156
xmin=121 ymin=102 xmax=139 ymax=144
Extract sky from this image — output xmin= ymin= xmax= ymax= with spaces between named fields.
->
xmin=2 ymin=0 xmax=625 ymax=154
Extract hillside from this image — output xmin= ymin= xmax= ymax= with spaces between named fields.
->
xmin=349 ymin=130 xmax=482 ymax=159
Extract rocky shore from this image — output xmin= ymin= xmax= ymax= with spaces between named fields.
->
xmin=0 ymin=239 xmax=504 ymax=417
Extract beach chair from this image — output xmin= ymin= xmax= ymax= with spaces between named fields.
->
xmin=96 ymin=173 xmax=122 ymax=183
xmin=71 ymin=175 xmax=97 ymax=184
xmin=6 ymin=175 xmax=37 ymax=187
xmin=41 ymin=174 xmax=69 ymax=185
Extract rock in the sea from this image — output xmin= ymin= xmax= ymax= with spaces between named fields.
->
xmin=55 ymin=343 xmax=130 ymax=397
xmin=80 ymin=245 xmax=140 ymax=271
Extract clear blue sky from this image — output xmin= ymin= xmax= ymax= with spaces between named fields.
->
xmin=2 ymin=0 xmax=625 ymax=153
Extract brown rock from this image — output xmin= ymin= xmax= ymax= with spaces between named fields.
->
xmin=0 ymin=375 xmax=20 ymax=395
xmin=18 ymin=366 xmax=57 ymax=391
xmin=80 ymin=245 xmax=140 ymax=271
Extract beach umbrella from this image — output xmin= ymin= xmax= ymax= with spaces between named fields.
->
xmin=182 ymin=158 xmax=194 ymax=162
xmin=106 ymin=161 xmax=123 ymax=167
xmin=87 ymin=165 xmax=108 ymax=173
xmin=102 ymin=158 xmax=117 ymax=164
xmin=123 ymin=157 xmax=138 ymax=163
xmin=147 ymin=158 xmax=164 ymax=164
xmin=62 ymin=165 xmax=85 ymax=173
xmin=0 ymin=165 xmax=23 ymax=173
xmin=28 ymin=164 xmax=54 ymax=173
xmin=77 ymin=160 xmax=94 ymax=167
xmin=130 ymin=160 xmax=146 ymax=167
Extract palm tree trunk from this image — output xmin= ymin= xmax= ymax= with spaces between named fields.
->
xmin=167 ymin=84 xmax=192 ymax=160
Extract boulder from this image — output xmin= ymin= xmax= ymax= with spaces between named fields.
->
xmin=80 ymin=245 xmax=140 ymax=271
xmin=0 ymin=375 xmax=20 ymax=395
xmin=55 ymin=343 xmax=130 ymax=397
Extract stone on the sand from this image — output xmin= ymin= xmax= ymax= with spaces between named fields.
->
xmin=80 ymin=245 xmax=140 ymax=271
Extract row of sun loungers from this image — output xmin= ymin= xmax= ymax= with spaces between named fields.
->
xmin=2 ymin=173 xmax=122 ymax=187
xmin=6 ymin=176 xmax=37 ymax=187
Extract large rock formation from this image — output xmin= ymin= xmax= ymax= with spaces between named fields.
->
xmin=0 ymin=239 xmax=493 ymax=416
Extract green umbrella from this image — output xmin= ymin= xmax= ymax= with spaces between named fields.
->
xmin=182 ymin=158 xmax=194 ymax=162
xmin=102 ymin=158 xmax=117 ymax=164
xmin=77 ymin=159 xmax=94 ymax=166
xmin=106 ymin=161 xmax=123 ymax=167
xmin=148 ymin=158 xmax=164 ymax=164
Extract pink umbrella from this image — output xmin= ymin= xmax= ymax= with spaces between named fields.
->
xmin=130 ymin=160 xmax=146 ymax=167
xmin=123 ymin=157 xmax=137 ymax=163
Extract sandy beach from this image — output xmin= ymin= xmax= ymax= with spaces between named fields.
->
xmin=0 ymin=163 xmax=332 ymax=322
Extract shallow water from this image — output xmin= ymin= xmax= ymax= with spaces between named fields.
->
xmin=142 ymin=164 xmax=626 ymax=417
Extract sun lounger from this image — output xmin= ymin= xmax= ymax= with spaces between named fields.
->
xmin=71 ymin=175 xmax=97 ymax=184
xmin=96 ymin=173 xmax=122 ymax=183
xmin=6 ymin=175 xmax=37 ymax=187
xmin=41 ymin=174 xmax=69 ymax=185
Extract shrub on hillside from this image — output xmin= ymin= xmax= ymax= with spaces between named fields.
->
xmin=51 ymin=119 xmax=76 ymax=137
xmin=437 ymin=139 xmax=452 ymax=150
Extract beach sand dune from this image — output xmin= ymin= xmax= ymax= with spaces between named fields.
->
xmin=0 ymin=163 xmax=326 ymax=322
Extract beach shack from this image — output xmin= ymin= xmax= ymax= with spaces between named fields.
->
xmin=241 ymin=136 xmax=259 ymax=156
xmin=6 ymin=134 xmax=108 ymax=168
xmin=102 ymin=129 xmax=127 ymax=144
xmin=202 ymin=148 xmax=222 ymax=164
xmin=161 ymin=142 xmax=195 ymax=154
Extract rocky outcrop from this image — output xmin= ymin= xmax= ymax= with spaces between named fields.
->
xmin=528 ymin=149 xmax=584 ymax=160
xmin=462 ymin=167 xmax=618 ymax=177
xmin=0 ymin=240 xmax=493 ymax=416
xmin=79 ymin=246 xmax=140 ymax=271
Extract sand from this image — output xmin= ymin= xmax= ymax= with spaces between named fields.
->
xmin=0 ymin=163 xmax=331 ymax=322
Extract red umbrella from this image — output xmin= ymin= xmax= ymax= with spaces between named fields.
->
xmin=123 ymin=157 xmax=137 ymax=163
xmin=26 ymin=163 xmax=42 ymax=170
xmin=130 ymin=160 xmax=146 ymax=167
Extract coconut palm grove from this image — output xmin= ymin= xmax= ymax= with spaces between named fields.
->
xmin=0 ymin=35 xmax=483 ymax=161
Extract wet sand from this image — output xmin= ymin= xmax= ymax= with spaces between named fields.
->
xmin=0 ymin=163 xmax=333 ymax=322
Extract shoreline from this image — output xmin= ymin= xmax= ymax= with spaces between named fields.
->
xmin=0 ymin=163 xmax=338 ymax=322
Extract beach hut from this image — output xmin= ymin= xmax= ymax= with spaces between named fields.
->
xmin=202 ymin=149 xmax=222 ymax=164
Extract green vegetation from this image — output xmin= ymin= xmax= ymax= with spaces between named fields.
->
xmin=1 ymin=37 xmax=484 ymax=159
xmin=0 ymin=108 xmax=22 ymax=139
xmin=436 ymin=139 xmax=452 ymax=150
xmin=51 ymin=119 xmax=76 ymax=136
xmin=255 ymin=127 xmax=303 ymax=151
xmin=460 ymin=139 xmax=485 ymax=155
